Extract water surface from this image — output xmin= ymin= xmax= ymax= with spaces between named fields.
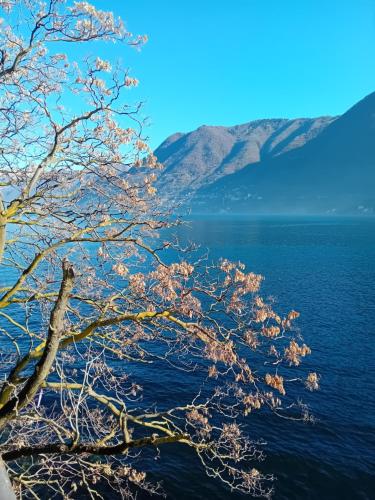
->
xmin=142 ymin=216 xmax=375 ymax=500
xmin=2 ymin=216 xmax=375 ymax=499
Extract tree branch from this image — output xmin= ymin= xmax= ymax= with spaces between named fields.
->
xmin=0 ymin=260 xmax=74 ymax=429
xmin=2 ymin=434 xmax=189 ymax=462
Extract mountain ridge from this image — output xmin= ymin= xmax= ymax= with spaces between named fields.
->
xmin=155 ymin=116 xmax=336 ymax=200
xmin=155 ymin=92 xmax=375 ymax=215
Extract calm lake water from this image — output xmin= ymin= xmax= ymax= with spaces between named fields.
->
xmin=138 ymin=216 xmax=375 ymax=500
xmin=2 ymin=216 xmax=375 ymax=499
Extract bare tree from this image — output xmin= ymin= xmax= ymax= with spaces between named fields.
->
xmin=0 ymin=1 xmax=319 ymax=498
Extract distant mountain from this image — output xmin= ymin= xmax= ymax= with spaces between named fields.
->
xmin=155 ymin=92 xmax=375 ymax=215
xmin=193 ymin=92 xmax=375 ymax=215
xmin=155 ymin=116 xmax=335 ymax=201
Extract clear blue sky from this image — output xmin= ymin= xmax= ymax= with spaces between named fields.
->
xmin=94 ymin=0 xmax=375 ymax=148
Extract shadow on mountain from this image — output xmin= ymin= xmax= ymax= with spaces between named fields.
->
xmin=192 ymin=92 xmax=375 ymax=215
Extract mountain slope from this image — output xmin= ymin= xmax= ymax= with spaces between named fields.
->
xmin=155 ymin=116 xmax=335 ymax=200
xmin=193 ymin=91 xmax=375 ymax=214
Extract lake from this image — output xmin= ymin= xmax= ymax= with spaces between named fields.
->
xmin=1 ymin=216 xmax=374 ymax=499
xmin=137 ymin=216 xmax=375 ymax=500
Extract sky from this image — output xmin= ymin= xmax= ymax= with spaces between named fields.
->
xmin=93 ymin=0 xmax=375 ymax=148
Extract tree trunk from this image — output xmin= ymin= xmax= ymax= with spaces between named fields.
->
xmin=0 ymin=458 xmax=16 ymax=499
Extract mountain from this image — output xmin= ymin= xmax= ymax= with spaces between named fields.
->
xmin=155 ymin=92 xmax=375 ymax=215
xmin=192 ymin=92 xmax=375 ymax=215
xmin=155 ymin=116 xmax=335 ymax=201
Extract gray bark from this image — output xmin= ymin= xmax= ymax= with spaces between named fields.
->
xmin=0 ymin=458 xmax=16 ymax=500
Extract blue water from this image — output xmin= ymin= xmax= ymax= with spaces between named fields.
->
xmin=138 ymin=216 xmax=375 ymax=500
xmin=2 ymin=216 xmax=375 ymax=499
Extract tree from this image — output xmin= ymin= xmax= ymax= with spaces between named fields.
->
xmin=0 ymin=1 xmax=319 ymax=498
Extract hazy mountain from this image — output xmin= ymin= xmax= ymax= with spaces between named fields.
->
xmin=193 ymin=92 xmax=375 ymax=214
xmin=155 ymin=116 xmax=335 ymax=200
xmin=156 ymin=92 xmax=375 ymax=215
